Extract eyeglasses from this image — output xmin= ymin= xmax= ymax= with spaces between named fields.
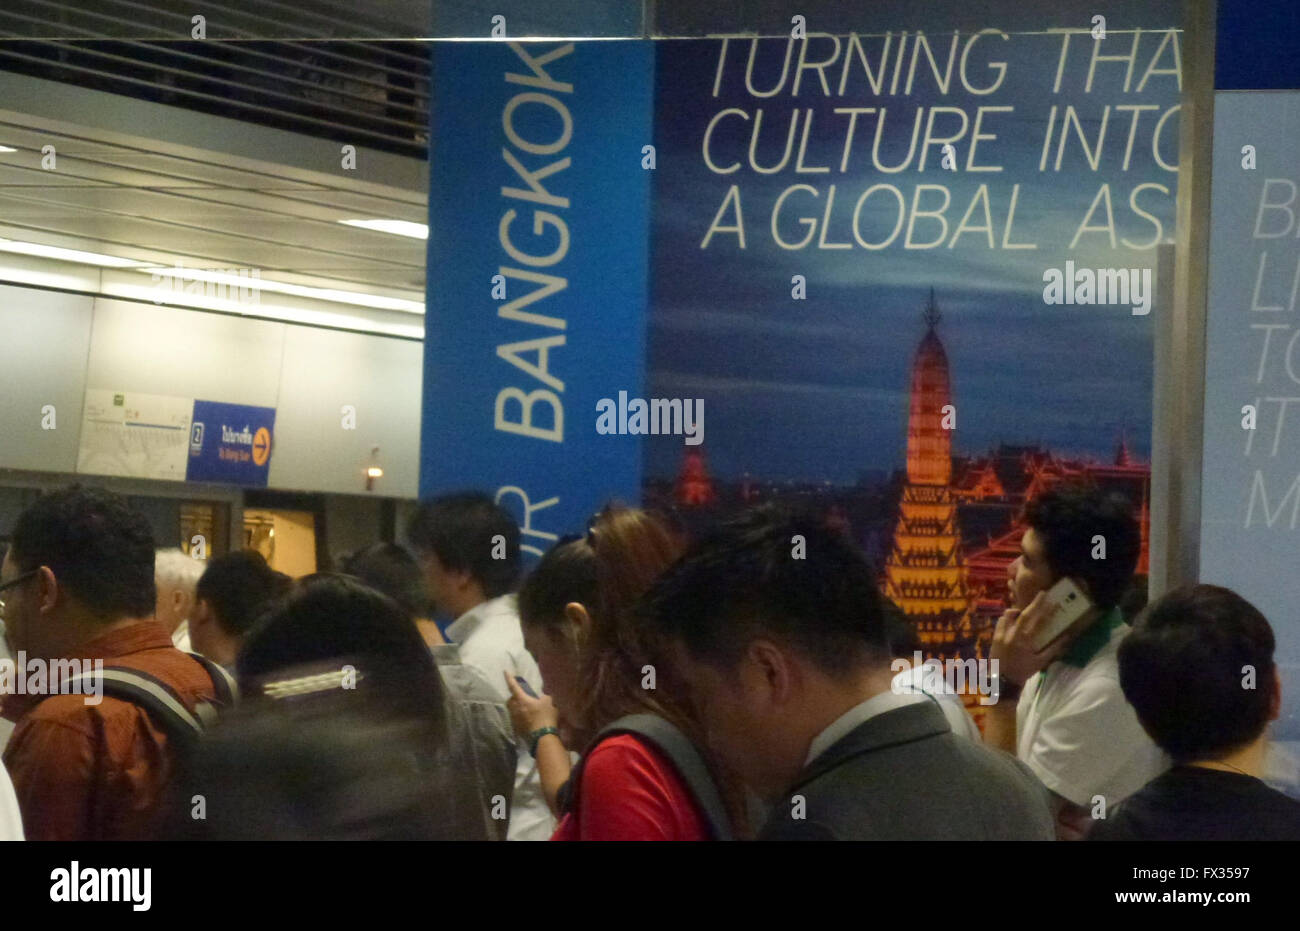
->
xmin=0 ymin=569 xmax=38 ymax=620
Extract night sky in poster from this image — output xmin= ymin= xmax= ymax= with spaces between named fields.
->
xmin=645 ymin=27 xmax=1181 ymax=484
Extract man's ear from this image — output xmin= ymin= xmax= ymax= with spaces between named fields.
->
xmin=563 ymin=602 xmax=591 ymax=646
xmin=35 ymin=565 xmax=59 ymax=614
xmin=1268 ymin=666 xmax=1283 ymax=721
xmin=449 ymin=567 xmax=477 ymax=595
xmin=744 ymin=638 xmax=794 ymax=705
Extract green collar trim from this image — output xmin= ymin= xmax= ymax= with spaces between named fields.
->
xmin=1059 ymin=607 xmax=1125 ymax=668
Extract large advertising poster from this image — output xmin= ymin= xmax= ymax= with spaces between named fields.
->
xmin=421 ymin=21 xmax=1182 ymax=727
xmin=642 ymin=26 xmax=1180 ymax=724
xmin=1200 ymin=91 xmax=1300 ymax=744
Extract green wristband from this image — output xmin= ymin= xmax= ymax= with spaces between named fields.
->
xmin=527 ymin=726 xmax=560 ymax=757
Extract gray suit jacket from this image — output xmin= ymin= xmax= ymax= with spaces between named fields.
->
xmin=759 ymin=700 xmax=1055 ymax=841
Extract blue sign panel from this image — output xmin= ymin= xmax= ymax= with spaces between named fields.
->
xmin=186 ymin=400 xmax=276 ymax=486
xmin=1200 ymin=91 xmax=1300 ymax=741
xmin=421 ymin=41 xmax=655 ymax=559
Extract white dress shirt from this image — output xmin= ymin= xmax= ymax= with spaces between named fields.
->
xmin=804 ymin=689 xmax=930 ymax=767
xmin=447 ymin=594 xmax=555 ymax=841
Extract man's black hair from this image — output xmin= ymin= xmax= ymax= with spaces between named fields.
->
xmin=1119 ymin=584 xmax=1277 ymax=764
xmin=405 ymin=491 xmax=520 ymax=598
xmin=338 ymin=543 xmax=431 ymax=622
xmin=640 ymin=504 xmax=890 ymax=676
xmin=196 ymin=550 xmax=292 ymax=637
xmin=1023 ymin=482 xmax=1141 ymax=611
xmin=9 ymin=484 xmax=155 ymax=618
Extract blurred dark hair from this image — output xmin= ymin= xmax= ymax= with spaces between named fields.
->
xmin=237 ymin=573 xmax=445 ymax=723
xmin=405 ymin=491 xmax=520 ymax=598
xmin=882 ymin=598 xmax=921 ymax=659
xmin=641 ymin=503 xmax=891 ymax=677
xmin=1119 ymin=584 xmax=1277 ymax=764
xmin=1024 ymin=482 xmax=1141 ymax=612
xmin=9 ymin=484 xmax=155 ymax=618
xmin=338 ymin=542 xmax=431 ymax=621
xmin=195 ymin=550 xmax=291 ymax=636
xmin=176 ymin=574 xmax=466 ymax=839
xmin=179 ymin=691 xmax=460 ymax=840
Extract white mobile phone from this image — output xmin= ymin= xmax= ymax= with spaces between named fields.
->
xmin=1030 ymin=577 xmax=1094 ymax=652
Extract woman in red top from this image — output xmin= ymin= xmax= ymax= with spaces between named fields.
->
xmin=506 ymin=507 xmax=744 ymax=841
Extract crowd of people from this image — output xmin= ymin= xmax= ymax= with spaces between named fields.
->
xmin=0 ymin=480 xmax=1295 ymax=841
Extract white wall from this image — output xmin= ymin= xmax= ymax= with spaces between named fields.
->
xmin=271 ymin=324 xmax=422 ymax=496
xmin=0 ymin=284 xmax=93 ymax=474
xmin=0 ymin=285 xmax=421 ymax=497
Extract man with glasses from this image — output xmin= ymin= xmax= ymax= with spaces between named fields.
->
xmin=0 ymin=485 xmax=219 ymax=840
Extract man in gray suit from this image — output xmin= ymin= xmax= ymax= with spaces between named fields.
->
xmin=641 ymin=507 xmax=1055 ymax=841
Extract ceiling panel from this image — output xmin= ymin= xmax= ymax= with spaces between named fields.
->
xmin=0 ymin=110 xmax=428 ymax=295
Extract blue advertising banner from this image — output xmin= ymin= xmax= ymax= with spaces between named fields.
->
xmin=1200 ymin=91 xmax=1300 ymax=743
xmin=421 ymin=41 xmax=655 ymax=558
xmin=186 ymin=399 xmax=276 ymax=486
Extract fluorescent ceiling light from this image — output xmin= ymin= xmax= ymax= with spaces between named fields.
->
xmin=0 ymin=238 xmax=146 ymax=268
xmin=0 ymin=146 xmax=17 ymax=153
xmin=136 ymin=265 xmax=423 ymax=314
xmin=0 ymin=238 xmax=422 ymax=314
xmin=339 ymin=218 xmax=428 ymax=240
xmin=100 ymin=281 xmax=424 ymax=339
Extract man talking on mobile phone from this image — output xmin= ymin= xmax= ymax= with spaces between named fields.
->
xmin=984 ymin=483 xmax=1168 ymax=840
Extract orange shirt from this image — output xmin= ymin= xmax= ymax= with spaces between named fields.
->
xmin=2 ymin=621 xmax=216 ymax=841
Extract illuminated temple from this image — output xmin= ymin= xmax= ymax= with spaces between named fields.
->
xmin=886 ymin=291 xmax=1152 ymax=702
xmin=654 ymin=288 xmax=1150 ymax=699
xmin=884 ymin=291 xmax=974 ymax=653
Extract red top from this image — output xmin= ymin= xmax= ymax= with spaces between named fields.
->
xmin=551 ymin=733 xmax=710 ymax=841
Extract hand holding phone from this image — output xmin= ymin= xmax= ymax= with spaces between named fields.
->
xmin=1029 ymin=577 xmax=1094 ymax=652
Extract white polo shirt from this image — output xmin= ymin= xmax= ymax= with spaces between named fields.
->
xmin=890 ymin=664 xmax=983 ymax=741
xmin=447 ymin=593 xmax=555 ymax=841
xmin=1016 ymin=608 xmax=1169 ymax=808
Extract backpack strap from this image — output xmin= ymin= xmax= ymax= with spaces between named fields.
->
xmin=64 ymin=666 xmax=205 ymax=752
xmin=186 ymin=652 xmax=238 ymax=709
xmin=595 ymin=713 xmax=734 ymax=841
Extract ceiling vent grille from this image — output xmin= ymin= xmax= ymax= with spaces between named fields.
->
xmin=0 ymin=0 xmax=430 ymax=158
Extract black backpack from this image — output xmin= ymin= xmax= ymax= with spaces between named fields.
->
xmin=62 ymin=652 xmax=238 ymax=753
